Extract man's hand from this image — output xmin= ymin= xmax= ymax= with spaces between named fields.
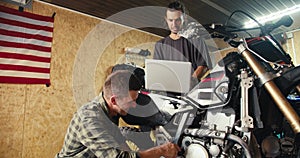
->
xmin=159 ymin=142 xmax=181 ymax=158
xmin=139 ymin=142 xmax=181 ymax=158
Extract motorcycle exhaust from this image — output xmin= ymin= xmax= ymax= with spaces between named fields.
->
xmin=237 ymin=44 xmax=300 ymax=144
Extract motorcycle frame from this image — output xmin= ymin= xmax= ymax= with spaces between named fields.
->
xmin=237 ymin=40 xmax=300 ymax=141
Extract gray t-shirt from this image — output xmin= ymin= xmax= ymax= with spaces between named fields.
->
xmin=153 ymin=36 xmax=210 ymax=70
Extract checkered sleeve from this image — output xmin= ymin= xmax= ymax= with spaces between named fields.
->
xmin=78 ymin=103 xmax=136 ymax=158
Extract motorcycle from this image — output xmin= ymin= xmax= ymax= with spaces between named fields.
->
xmin=145 ymin=10 xmax=300 ymax=158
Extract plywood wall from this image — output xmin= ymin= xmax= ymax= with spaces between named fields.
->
xmin=285 ymin=30 xmax=300 ymax=66
xmin=0 ymin=1 xmax=160 ymax=158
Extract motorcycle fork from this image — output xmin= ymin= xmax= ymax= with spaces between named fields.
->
xmin=237 ymin=44 xmax=300 ymax=141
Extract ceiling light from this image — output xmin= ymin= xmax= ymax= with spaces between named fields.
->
xmin=244 ymin=4 xmax=300 ymax=28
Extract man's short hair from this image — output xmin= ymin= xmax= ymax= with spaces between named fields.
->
xmin=103 ymin=70 xmax=141 ymax=98
xmin=112 ymin=64 xmax=145 ymax=88
xmin=167 ymin=1 xmax=185 ymax=13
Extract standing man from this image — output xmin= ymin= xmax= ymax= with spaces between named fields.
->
xmin=153 ymin=1 xmax=210 ymax=79
xmin=56 ymin=70 xmax=180 ymax=158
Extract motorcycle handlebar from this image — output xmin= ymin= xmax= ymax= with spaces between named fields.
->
xmin=205 ymin=13 xmax=294 ymax=47
xmin=261 ymin=15 xmax=293 ymax=35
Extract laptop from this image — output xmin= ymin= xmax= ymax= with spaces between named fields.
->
xmin=145 ymin=59 xmax=192 ymax=94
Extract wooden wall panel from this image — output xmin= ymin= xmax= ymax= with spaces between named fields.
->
xmin=0 ymin=85 xmax=25 ymax=157
xmin=95 ymin=29 xmax=160 ymax=94
xmin=292 ymin=31 xmax=300 ymax=66
xmin=0 ymin=1 xmax=161 ymax=158
xmin=284 ymin=30 xmax=300 ymax=66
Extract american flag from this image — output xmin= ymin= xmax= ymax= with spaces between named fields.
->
xmin=0 ymin=5 xmax=54 ymax=85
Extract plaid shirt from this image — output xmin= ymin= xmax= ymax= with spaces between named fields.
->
xmin=56 ymin=97 xmax=137 ymax=158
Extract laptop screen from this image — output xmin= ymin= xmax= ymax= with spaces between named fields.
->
xmin=145 ymin=59 xmax=192 ymax=94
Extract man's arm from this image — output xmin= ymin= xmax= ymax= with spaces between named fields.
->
xmin=79 ymin=102 xmax=180 ymax=158
xmin=193 ymin=65 xmax=208 ymax=79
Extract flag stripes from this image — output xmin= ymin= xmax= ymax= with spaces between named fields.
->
xmin=0 ymin=5 xmax=54 ymax=84
xmin=0 ymin=28 xmax=53 ymax=42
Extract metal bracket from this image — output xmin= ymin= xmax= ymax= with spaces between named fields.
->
xmin=236 ymin=70 xmax=254 ymax=132
xmin=257 ymin=72 xmax=276 ymax=86
xmin=237 ymin=43 xmax=247 ymax=54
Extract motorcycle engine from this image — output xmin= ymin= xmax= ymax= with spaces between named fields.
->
xmin=180 ymin=108 xmax=236 ymax=158
xmin=155 ymin=104 xmax=236 ymax=158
